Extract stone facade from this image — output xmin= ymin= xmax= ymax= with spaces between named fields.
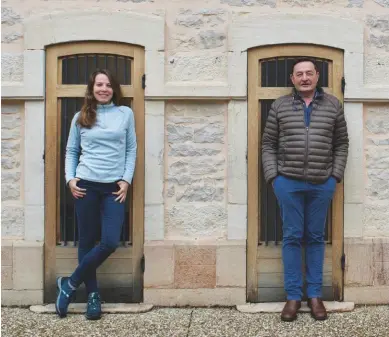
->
xmin=2 ymin=0 xmax=389 ymax=305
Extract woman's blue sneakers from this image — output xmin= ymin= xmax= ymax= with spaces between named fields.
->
xmin=55 ymin=277 xmax=76 ymax=318
xmin=85 ymin=292 xmax=102 ymax=320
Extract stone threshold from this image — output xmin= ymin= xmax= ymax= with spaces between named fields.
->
xmin=30 ymin=303 xmax=153 ymax=314
xmin=237 ymin=301 xmax=355 ymax=313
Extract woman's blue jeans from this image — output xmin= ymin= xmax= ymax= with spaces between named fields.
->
xmin=70 ymin=179 xmax=125 ymax=294
xmin=273 ymin=175 xmax=336 ymax=300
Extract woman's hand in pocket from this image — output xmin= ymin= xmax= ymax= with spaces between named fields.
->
xmin=113 ymin=180 xmax=129 ymax=203
xmin=69 ymin=178 xmax=86 ymax=199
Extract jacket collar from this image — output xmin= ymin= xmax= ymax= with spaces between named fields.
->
xmin=292 ymin=87 xmax=324 ymax=101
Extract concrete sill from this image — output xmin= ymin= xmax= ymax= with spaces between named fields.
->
xmin=30 ymin=303 xmax=153 ymax=314
xmin=237 ymin=302 xmax=355 ymax=313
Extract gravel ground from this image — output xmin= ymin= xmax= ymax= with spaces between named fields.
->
xmin=2 ymin=306 xmax=389 ymax=337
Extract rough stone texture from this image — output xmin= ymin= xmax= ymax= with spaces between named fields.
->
xmin=199 ymin=30 xmax=226 ymax=49
xmin=166 ymin=205 xmax=227 ymax=239
xmin=165 ymin=102 xmax=227 ymax=239
xmin=367 ymin=15 xmax=389 ymax=33
xmin=174 ymin=246 xmax=216 ymax=289
xmin=1 ymin=53 xmax=23 ymax=82
xmin=2 ymin=183 xmax=20 ymax=201
xmin=175 ymin=246 xmax=216 ymax=266
xmin=221 ymin=0 xmax=276 ymax=7
xmin=1 ymin=7 xmax=21 ymax=26
xmin=365 ymin=146 xmax=389 ymax=169
xmin=1 ymin=141 xmax=20 ymax=157
xmin=2 ymin=102 xmax=23 ymax=238
xmin=364 ymin=105 xmax=389 ymax=237
xmin=1 ymin=207 xmax=24 ymax=237
xmin=373 ymin=0 xmax=389 ymax=7
xmin=169 ymin=144 xmax=221 ymax=157
xmin=175 ymin=9 xmax=226 ymax=28
xmin=369 ymin=35 xmax=389 ymax=52
xmin=280 ymin=0 xmax=341 ymax=6
xmin=1 ymin=32 xmax=23 ymax=43
xmin=174 ymin=264 xmax=216 ymax=288
xmin=364 ymin=204 xmax=389 ymax=236
xmin=167 ymin=53 xmax=227 ymax=82
xmin=194 ymin=123 xmax=224 ymax=143
xmin=347 ymin=0 xmax=363 ymax=7
xmin=366 ymin=106 xmax=389 ymax=134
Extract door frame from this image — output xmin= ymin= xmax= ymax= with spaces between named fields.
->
xmin=44 ymin=41 xmax=145 ymax=302
xmin=247 ymin=44 xmax=344 ymax=302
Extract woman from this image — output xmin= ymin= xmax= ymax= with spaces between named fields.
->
xmin=56 ymin=69 xmax=137 ymax=320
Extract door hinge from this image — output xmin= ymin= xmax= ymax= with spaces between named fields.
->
xmin=341 ymin=253 xmax=346 ymax=271
xmin=141 ymin=254 xmax=145 ymax=273
xmin=341 ymin=77 xmax=346 ymax=94
xmin=42 ymin=151 xmax=45 ymax=163
xmin=142 ymin=74 xmax=146 ymax=89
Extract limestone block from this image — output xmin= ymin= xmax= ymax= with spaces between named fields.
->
xmin=166 ymin=204 xmax=227 ymax=239
xmin=221 ymin=0 xmax=276 ymax=7
xmin=1 ymin=141 xmax=20 ymax=157
xmin=144 ymin=205 xmax=164 ymax=241
xmin=167 ymin=52 xmax=227 ymax=82
xmin=144 ymin=244 xmax=174 ymax=288
xmin=1 ymin=7 xmax=21 ymax=26
xmin=1 ymin=290 xmax=43 ymax=306
xmin=2 ymin=266 xmax=13 ymax=289
xmin=366 ymin=106 xmax=389 ymax=135
xmin=373 ymin=0 xmax=389 ymax=7
xmin=227 ymin=204 xmax=247 ymax=240
xmin=216 ymin=245 xmax=246 ymax=287
xmin=144 ymin=288 xmax=245 ymax=306
xmin=1 ymin=241 xmax=13 ymax=266
xmin=13 ymin=241 xmax=43 ymax=290
xmin=1 ymin=53 xmax=23 ymax=82
xmin=1 ymin=207 xmax=24 ymax=237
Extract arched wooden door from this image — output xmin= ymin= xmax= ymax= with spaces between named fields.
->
xmin=44 ymin=42 xmax=145 ymax=302
xmin=247 ymin=44 xmax=344 ymax=302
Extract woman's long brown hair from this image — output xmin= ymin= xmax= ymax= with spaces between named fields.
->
xmin=77 ymin=69 xmax=123 ymax=128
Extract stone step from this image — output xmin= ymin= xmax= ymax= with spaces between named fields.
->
xmin=237 ymin=301 xmax=355 ymax=313
xmin=30 ymin=303 xmax=153 ymax=314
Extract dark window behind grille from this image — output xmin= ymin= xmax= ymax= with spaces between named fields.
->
xmin=58 ymin=53 xmax=133 ymax=246
xmin=260 ymin=57 xmax=329 ymax=88
xmin=61 ymin=54 xmax=132 ymax=85
xmin=259 ymin=56 xmax=332 ymax=245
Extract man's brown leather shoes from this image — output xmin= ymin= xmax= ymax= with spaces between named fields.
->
xmin=308 ymin=298 xmax=328 ymax=320
xmin=281 ymin=300 xmax=301 ymax=322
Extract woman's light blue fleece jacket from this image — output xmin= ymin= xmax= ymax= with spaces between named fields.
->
xmin=65 ymin=103 xmax=137 ymax=184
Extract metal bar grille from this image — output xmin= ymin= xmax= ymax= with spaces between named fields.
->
xmin=61 ymin=54 xmax=132 ymax=85
xmin=260 ymin=57 xmax=329 ymax=88
xmin=58 ymin=53 xmax=134 ymax=246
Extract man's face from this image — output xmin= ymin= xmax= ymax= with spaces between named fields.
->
xmin=290 ymin=61 xmax=319 ymax=94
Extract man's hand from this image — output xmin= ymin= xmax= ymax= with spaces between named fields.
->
xmin=113 ymin=180 xmax=129 ymax=203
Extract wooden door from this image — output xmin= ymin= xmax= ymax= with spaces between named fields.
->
xmin=247 ymin=44 xmax=344 ymax=302
xmin=44 ymin=42 xmax=145 ymax=302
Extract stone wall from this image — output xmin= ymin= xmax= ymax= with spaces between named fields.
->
xmin=364 ymin=104 xmax=389 ymax=238
xmin=1 ymin=102 xmax=24 ymax=238
xmin=165 ymin=102 xmax=227 ymax=240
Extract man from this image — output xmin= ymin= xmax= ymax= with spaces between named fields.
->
xmin=262 ymin=58 xmax=349 ymax=321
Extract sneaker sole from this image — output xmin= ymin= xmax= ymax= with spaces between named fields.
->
xmin=85 ymin=313 xmax=102 ymax=320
